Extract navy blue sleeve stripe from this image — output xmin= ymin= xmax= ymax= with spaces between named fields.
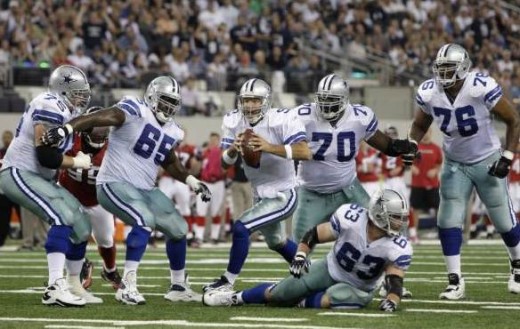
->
xmin=284 ymin=131 xmax=307 ymax=145
xmin=289 ymin=135 xmax=307 ymax=145
xmin=330 ymin=215 xmax=341 ymax=233
xmin=121 ymin=99 xmax=141 ymax=116
xmin=484 ymin=85 xmax=501 ymax=102
xmin=222 ymin=138 xmax=234 ymax=143
xmin=32 ymin=110 xmax=64 ymax=125
xmin=416 ymin=94 xmax=425 ymax=106
xmin=118 ymin=103 xmax=139 ymax=117
xmin=220 ymin=143 xmax=231 ymax=150
xmin=488 ymin=91 xmax=503 ymax=103
xmin=366 ymin=117 xmax=378 ymax=133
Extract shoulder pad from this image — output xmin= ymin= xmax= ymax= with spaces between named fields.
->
xmin=350 ymin=104 xmax=375 ymax=125
xmin=416 ymin=79 xmax=436 ymax=103
xmin=222 ymin=109 xmax=243 ymax=129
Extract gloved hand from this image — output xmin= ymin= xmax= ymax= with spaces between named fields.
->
xmin=289 ymin=251 xmax=310 ymax=278
xmin=379 ymin=298 xmax=397 ymax=312
xmin=72 ymin=151 xmax=92 ymax=169
xmin=41 ymin=124 xmax=73 ymax=146
xmin=401 ymin=139 xmax=419 ymax=167
xmin=186 ymin=175 xmax=212 ymax=202
xmin=488 ymin=156 xmax=512 ymax=178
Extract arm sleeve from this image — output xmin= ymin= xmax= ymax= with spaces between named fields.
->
xmin=116 ymin=96 xmax=142 ymax=119
xmin=282 ymin=113 xmax=307 ymax=145
xmin=32 ymin=108 xmax=65 ymax=126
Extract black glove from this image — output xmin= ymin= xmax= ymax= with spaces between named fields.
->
xmin=400 ymin=140 xmax=419 ymax=167
xmin=289 ymin=252 xmax=310 ymax=278
xmin=488 ymin=156 xmax=512 ymax=179
xmin=379 ymin=298 xmax=397 ymax=312
xmin=41 ymin=124 xmax=73 ymax=146
xmin=196 ymin=182 xmax=212 ymax=202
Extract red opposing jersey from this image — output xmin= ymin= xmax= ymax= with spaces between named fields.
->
xmin=411 ymin=142 xmax=442 ymax=189
xmin=59 ymin=134 xmax=107 ymax=207
xmin=200 ymin=146 xmax=225 ymax=183
xmin=381 ymin=154 xmax=404 ymax=178
xmin=510 ymin=153 xmax=520 ymax=183
xmin=356 ymin=147 xmax=381 ymax=183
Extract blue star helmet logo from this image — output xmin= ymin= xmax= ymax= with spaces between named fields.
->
xmin=61 ymin=73 xmax=77 ymax=85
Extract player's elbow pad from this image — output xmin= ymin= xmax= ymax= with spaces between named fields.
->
xmin=36 ymin=145 xmax=63 ymax=169
xmin=385 ymin=274 xmax=404 ymax=298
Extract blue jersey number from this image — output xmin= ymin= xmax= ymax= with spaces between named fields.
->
xmin=312 ymin=131 xmax=355 ymax=162
xmin=433 ymin=105 xmax=478 ymax=137
xmin=335 ymin=242 xmax=385 ymax=280
xmin=133 ymin=124 xmax=176 ymax=165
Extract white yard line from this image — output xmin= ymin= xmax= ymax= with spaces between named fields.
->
xmin=0 ymin=318 xmax=360 ymax=329
xmin=318 ymin=312 xmax=393 ymax=318
xmin=230 ymin=317 xmax=308 ymax=322
xmin=481 ymin=306 xmax=520 ymax=310
xmin=45 ymin=326 xmax=124 ymax=329
xmin=405 ymin=308 xmax=477 ymax=313
xmin=398 ymin=299 xmax=520 ymax=306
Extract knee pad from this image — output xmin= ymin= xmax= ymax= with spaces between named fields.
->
xmin=66 ymin=241 xmax=87 ymax=261
xmin=45 ymin=226 xmax=73 ymax=254
xmin=233 ymin=221 xmax=250 ymax=239
xmin=126 ymin=226 xmax=151 ymax=250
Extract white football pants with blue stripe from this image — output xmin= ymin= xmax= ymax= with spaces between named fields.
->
xmin=0 ymin=167 xmax=91 ymax=243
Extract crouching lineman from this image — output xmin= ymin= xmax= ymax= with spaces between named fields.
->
xmin=203 ymin=189 xmax=412 ymax=312
xmin=59 ymin=106 xmax=121 ymax=290
xmin=41 ymin=76 xmax=211 ymax=305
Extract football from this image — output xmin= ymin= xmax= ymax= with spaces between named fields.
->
xmin=241 ymin=128 xmax=261 ymax=167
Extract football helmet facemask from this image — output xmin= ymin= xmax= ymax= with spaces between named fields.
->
xmin=48 ymin=65 xmax=91 ymax=113
xmin=432 ymin=43 xmax=472 ymax=89
xmin=237 ymin=78 xmax=272 ymax=125
xmin=145 ymin=76 xmax=182 ymax=124
xmin=368 ymin=189 xmax=409 ymax=237
xmin=315 ymin=74 xmax=349 ymax=121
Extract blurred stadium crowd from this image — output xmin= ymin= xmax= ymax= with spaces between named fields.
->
xmin=1 ymin=0 xmax=520 ymax=102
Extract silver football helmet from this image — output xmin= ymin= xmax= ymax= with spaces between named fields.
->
xmin=48 ymin=65 xmax=91 ymax=113
xmin=144 ymin=76 xmax=181 ymax=124
xmin=82 ymin=106 xmax=109 ymax=149
xmin=315 ymin=74 xmax=349 ymax=121
xmin=237 ymin=78 xmax=272 ymax=125
xmin=368 ymin=189 xmax=409 ymax=237
xmin=432 ymin=43 xmax=472 ymax=89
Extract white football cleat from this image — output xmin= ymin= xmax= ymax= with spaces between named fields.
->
xmin=508 ymin=266 xmax=520 ymax=294
xmin=42 ymin=278 xmax=86 ymax=307
xmin=202 ymin=275 xmax=234 ymax=293
xmin=67 ymin=276 xmax=103 ymax=304
xmin=439 ymin=273 xmax=465 ymax=300
xmin=164 ymin=275 xmax=202 ymax=302
xmin=202 ymin=290 xmax=242 ymax=307
xmin=116 ymin=271 xmax=146 ymax=305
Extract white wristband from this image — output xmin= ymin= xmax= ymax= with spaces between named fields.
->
xmin=222 ymin=149 xmax=238 ymax=165
xmin=284 ymin=144 xmax=293 ymax=160
xmin=503 ymin=150 xmax=514 ymax=161
xmin=64 ymin=124 xmax=74 ymax=135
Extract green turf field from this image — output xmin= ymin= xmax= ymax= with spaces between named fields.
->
xmin=0 ymin=241 xmax=518 ymax=329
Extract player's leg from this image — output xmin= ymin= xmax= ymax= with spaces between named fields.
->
xmin=471 ymin=155 xmax=520 ymax=293
xmin=203 ymin=189 xmax=297 ymax=292
xmin=172 ymin=182 xmax=195 ymax=245
xmin=293 ymin=187 xmax=347 ymax=243
xmin=209 ymin=181 xmax=226 ymax=243
xmin=437 ymin=160 xmax=474 ymax=300
xmin=193 ymin=192 xmax=209 ymax=242
xmin=97 ymin=182 xmax=154 ymax=305
xmin=86 ymin=205 xmax=121 ymax=289
xmin=203 ymin=258 xmax=335 ymax=307
xmin=319 ymin=282 xmax=374 ymax=309
xmin=0 ymin=168 xmax=89 ymax=306
xmin=148 ymin=189 xmax=200 ymax=302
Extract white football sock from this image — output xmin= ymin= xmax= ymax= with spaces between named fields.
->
xmin=506 ymin=244 xmax=520 ymax=261
xmin=224 ymin=271 xmax=238 ymax=284
xmin=194 ymin=225 xmax=205 ymax=241
xmin=47 ymin=252 xmax=65 ymax=285
xmin=65 ymin=259 xmax=84 ymax=276
xmin=211 ymin=224 xmax=220 ymax=240
xmin=444 ymin=255 xmax=462 ymax=277
xmin=171 ymin=269 xmax=185 ymax=284
xmin=123 ymin=260 xmax=140 ymax=278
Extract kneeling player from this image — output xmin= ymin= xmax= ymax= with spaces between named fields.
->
xmin=203 ymin=189 xmax=412 ymax=311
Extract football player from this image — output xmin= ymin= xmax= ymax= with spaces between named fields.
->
xmin=203 ymin=78 xmax=312 ymax=292
xmin=41 ymin=76 xmax=212 ymax=305
xmin=0 ymin=65 xmax=95 ymax=306
xmin=203 ymin=189 xmax=412 ymax=313
xmin=408 ymin=43 xmax=520 ymax=298
xmin=58 ymin=106 xmax=121 ymax=290
xmin=291 ymin=74 xmax=418 ymax=246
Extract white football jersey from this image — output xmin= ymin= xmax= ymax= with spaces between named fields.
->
xmin=416 ymin=72 xmax=502 ymax=163
xmin=294 ymin=103 xmax=379 ymax=193
xmin=97 ymin=96 xmax=184 ymax=190
xmin=326 ymin=203 xmax=413 ymax=292
xmin=2 ymin=92 xmax=74 ymax=180
xmin=221 ymin=108 xmax=306 ymax=197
